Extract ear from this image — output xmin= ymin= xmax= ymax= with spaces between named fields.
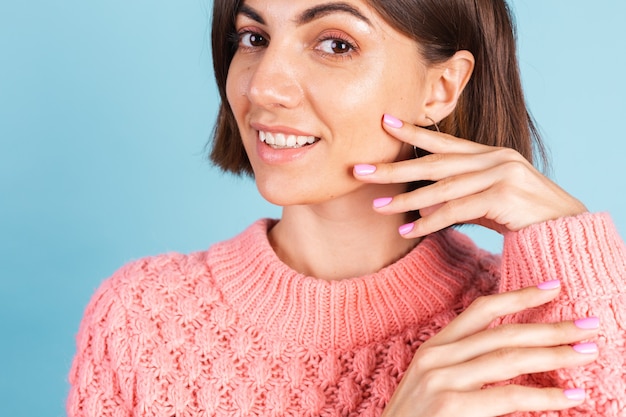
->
xmin=419 ymin=50 xmax=475 ymax=125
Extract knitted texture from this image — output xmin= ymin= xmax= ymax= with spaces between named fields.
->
xmin=67 ymin=213 xmax=626 ymax=416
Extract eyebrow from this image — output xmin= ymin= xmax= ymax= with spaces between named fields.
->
xmin=238 ymin=2 xmax=372 ymax=27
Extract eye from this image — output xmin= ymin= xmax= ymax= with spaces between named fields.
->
xmin=239 ymin=31 xmax=268 ymax=48
xmin=317 ymin=38 xmax=355 ymax=55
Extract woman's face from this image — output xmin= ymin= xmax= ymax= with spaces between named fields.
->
xmin=226 ymin=0 xmax=430 ymax=206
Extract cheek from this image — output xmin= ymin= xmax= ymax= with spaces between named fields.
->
xmin=225 ymin=63 xmax=250 ymax=117
xmin=310 ymin=75 xmax=408 ymax=155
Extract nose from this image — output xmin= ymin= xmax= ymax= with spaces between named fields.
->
xmin=246 ymin=46 xmax=304 ymax=109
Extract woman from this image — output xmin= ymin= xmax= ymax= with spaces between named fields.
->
xmin=68 ymin=0 xmax=626 ymax=415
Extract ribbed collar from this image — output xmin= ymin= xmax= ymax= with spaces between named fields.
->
xmin=207 ymin=219 xmax=484 ymax=350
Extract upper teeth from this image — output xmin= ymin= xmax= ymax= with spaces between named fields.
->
xmin=259 ymin=131 xmax=318 ymax=148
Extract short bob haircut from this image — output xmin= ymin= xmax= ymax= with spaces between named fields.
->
xmin=208 ymin=0 xmax=545 ymax=176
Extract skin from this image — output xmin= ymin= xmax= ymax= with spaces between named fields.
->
xmin=226 ymin=0 xmax=596 ymax=414
xmin=226 ymin=0 xmax=433 ymax=278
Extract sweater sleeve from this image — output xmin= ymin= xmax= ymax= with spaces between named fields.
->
xmin=67 ymin=263 xmax=139 ymax=417
xmin=499 ymin=212 xmax=626 ymax=416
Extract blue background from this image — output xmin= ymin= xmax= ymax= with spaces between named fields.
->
xmin=1 ymin=1 xmax=624 ymax=416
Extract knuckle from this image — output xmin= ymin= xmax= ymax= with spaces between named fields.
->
xmin=419 ymin=368 xmax=446 ymax=392
xmin=466 ymin=295 xmax=499 ymax=319
xmin=439 ymin=132 xmax=459 ymax=147
xmin=498 ymin=385 xmax=530 ymax=410
xmin=500 ymin=159 xmax=530 ymax=179
xmin=429 ymin=391 xmax=459 ymax=414
xmin=431 ymin=200 xmax=462 ymax=225
xmin=494 ymin=146 xmax=523 ymax=161
xmin=424 ymin=152 xmax=446 ymax=164
xmin=380 ymin=162 xmax=396 ymax=178
xmin=412 ymin=345 xmax=441 ymax=372
xmin=434 ymin=176 xmax=455 ymax=196
xmin=492 ymin=346 xmax=519 ymax=363
xmin=490 ymin=323 xmax=520 ymax=341
xmin=551 ymin=320 xmax=574 ymax=338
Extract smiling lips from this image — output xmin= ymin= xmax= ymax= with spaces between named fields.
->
xmin=259 ymin=130 xmax=320 ymax=149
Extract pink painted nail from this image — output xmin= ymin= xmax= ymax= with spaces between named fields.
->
xmin=572 ymin=342 xmax=598 ymax=354
xmin=563 ymin=388 xmax=586 ymax=401
xmin=373 ymin=197 xmax=393 ymax=209
xmin=354 ymin=164 xmax=377 ymax=176
xmin=537 ymin=279 xmax=561 ymax=290
xmin=383 ymin=114 xmax=403 ymax=128
xmin=574 ymin=317 xmax=600 ymax=330
xmin=398 ymin=223 xmax=414 ymax=236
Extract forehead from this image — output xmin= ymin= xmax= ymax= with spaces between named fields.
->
xmin=236 ymin=0 xmax=378 ymax=26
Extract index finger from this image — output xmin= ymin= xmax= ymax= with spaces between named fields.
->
xmin=382 ymin=113 xmax=491 ymax=155
xmin=427 ymin=281 xmax=562 ymax=347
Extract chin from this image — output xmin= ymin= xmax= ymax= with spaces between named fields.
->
xmin=253 ymin=174 xmax=352 ymax=207
xmin=255 ymin=182 xmax=322 ymax=207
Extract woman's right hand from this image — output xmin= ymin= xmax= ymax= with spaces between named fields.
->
xmin=381 ymin=281 xmax=600 ymax=416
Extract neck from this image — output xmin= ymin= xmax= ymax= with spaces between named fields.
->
xmin=268 ymin=185 xmax=420 ymax=281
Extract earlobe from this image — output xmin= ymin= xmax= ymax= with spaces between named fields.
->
xmin=421 ymin=50 xmax=475 ymax=124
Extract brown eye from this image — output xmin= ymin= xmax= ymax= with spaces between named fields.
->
xmin=330 ymin=40 xmax=350 ymax=54
xmin=317 ymin=38 xmax=355 ymax=55
xmin=240 ymin=32 xmax=268 ymax=48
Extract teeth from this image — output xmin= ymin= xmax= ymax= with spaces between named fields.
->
xmin=276 ymin=133 xmax=286 ymax=146
xmin=259 ymin=131 xmax=319 ymax=149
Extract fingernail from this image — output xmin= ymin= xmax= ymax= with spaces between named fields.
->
xmin=373 ymin=197 xmax=393 ymax=209
xmin=574 ymin=317 xmax=600 ymax=330
xmin=537 ymin=279 xmax=561 ymax=290
xmin=383 ymin=114 xmax=403 ymax=128
xmin=398 ymin=223 xmax=414 ymax=236
xmin=354 ymin=164 xmax=377 ymax=176
xmin=563 ymin=388 xmax=586 ymax=401
xmin=572 ymin=342 xmax=598 ymax=354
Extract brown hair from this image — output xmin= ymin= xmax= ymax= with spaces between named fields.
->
xmin=209 ymin=0 xmax=546 ymax=175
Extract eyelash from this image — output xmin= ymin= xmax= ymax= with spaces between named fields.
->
xmin=232 ymin=29 xmax=269 ymax=52
xmin=315 ymin=32 xmax=358 ymax=61
xmin=231 ymin=28 xmax=358 ymax=61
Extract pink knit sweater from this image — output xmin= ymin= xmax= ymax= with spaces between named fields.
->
xmin=67 ymin=213 xmax=626 ymax=416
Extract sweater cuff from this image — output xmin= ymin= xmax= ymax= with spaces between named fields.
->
xmin=500 ymin=212 xmax=626 ymax=299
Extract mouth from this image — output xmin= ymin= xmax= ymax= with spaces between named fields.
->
xmin=259 ymin=130 xmax=320 ymax=149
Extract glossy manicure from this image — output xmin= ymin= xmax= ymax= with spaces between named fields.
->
xmin=383 ymin=114 xmax=403 ymax=128
xmin=572 ymin=342 xmax=598 ymax=354
xmin=563 ymin=388 xmax=586 ymax=401
xmin=537 ymin=279 xmax=561 ymax=290
xmin=574 ymin=317 xmax=600 ymax=330
xmin=398 ymin=223 xmax=414 ymax=236
xmin=354 ymin=164 xmax=377 ymax=176
xmin=373 ymin=197 xmax=393 ymax=208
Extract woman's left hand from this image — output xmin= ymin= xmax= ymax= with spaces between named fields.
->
xmin=354 ymin=114 xmax=588 ymax=238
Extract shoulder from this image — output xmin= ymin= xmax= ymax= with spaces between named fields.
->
xmin=78 ymin=251 xmax=217 ymax=332
xmin=82 ymin=218 xmax=277 ymax=323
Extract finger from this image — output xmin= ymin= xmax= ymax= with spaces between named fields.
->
xmin=418 ymin=320 xmax=601 ymax=369
xmin=372 ymin=169 xmax=497 ymax=215
xmin=448 ymin=385 xmax=587 ymax=416
xmin=381 ymin=113 xmax=492 ymax=155
xmin=405 ymin=188 xmax=507 ymax=238
xmin=354 ymin=150 xmax=514 ymax=185
xmin=445 ymin=344 xmax=599 ymax=390
xmin=427 ymin=284 xmax=562 ymax=346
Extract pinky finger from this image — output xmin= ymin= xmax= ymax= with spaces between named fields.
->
xmin=400 ymin=191 xmax=497 ymax=238
xmin=450 ymin=386 xmax=586 ymax=417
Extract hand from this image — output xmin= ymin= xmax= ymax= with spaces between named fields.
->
xmin=354 ymin=114 xmax=587 ymax=237
xmin=381 ymin=283 xmax=600 ymax=416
